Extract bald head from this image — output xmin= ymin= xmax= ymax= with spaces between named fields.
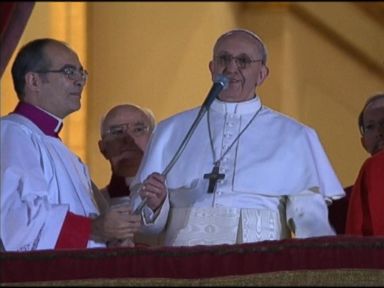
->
xmin=100 ymin=104 xmax=155 ymax=138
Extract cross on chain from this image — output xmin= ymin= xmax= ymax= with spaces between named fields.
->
xmin=203 ymin=163 xmax=225 ymax=193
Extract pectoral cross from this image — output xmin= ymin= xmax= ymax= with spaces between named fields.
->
xmin=204 ymin=163 xmax=225 ymax=193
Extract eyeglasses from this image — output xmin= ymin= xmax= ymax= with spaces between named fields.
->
xmin=36 ymin=65 xmax=88 ymax=81
xmin=103 ymin=123 xmax=150 ymax=138
xmin=214 ymin=54 xmax=262 ymax=69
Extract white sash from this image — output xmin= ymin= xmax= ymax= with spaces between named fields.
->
xmin=164 ymin=207 xmax=289 ymax=246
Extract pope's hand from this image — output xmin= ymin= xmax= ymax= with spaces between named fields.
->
xmin=140 ymin=172 xmax=166 ymax=212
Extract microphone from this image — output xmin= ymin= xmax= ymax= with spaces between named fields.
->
xmin=201 ymin=74 xmax=229 ymax=110
xmin=161 ymin=74 xmax=229 ymax=176
xmin=133 ymin=75 xmax=229 ymax=215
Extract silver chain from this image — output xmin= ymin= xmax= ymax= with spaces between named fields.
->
xmin=207 ymin=105 xmax=263 ymax=167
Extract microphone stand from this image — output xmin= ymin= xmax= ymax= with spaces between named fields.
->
xmin=133 ymin=75 xmax=228 ymax=214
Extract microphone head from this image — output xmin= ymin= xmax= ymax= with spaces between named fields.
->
xmin=214 ymin=74 xmax=229 ymax=90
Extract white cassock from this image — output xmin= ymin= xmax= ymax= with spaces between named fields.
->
xmin=0 ymin=114 xmax=105 ymax=251
xmin=131 ymin=97 xmax=345 ymax=246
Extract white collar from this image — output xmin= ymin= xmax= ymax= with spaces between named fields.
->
xmin=210 ymin=96 xmax=262 ymax=115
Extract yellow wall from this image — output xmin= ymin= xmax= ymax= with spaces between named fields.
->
xmin=1 ymin=2 xmax=383 ymax=189
xmin=86 ymin=2 xmax=239 ymax=186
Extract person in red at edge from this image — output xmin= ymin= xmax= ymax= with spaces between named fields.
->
xmin=345 ymin=93 xmax=384 ymax=236
xmin=0 ymin=38 xmax=140 ymax=251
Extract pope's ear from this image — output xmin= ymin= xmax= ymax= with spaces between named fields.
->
xmin=256 ymin=65 xmax=269 ymax=86
xmin=209 ymin=60 xmax=214 ymax=74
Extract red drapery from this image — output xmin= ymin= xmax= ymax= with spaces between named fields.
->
xmin=1 ymin=235 xmax=384 ymax=285
xmin=0 ymin=2 xmax=35 ymax=79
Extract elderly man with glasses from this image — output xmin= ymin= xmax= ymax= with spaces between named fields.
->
xmin=0 ymin=38 xmax=140 ymax=251
xmin=130 ymin=29 xmax=345 ymax=247
xmin=98 ymin=103 xmax=156 ymax=200
xmin=98 ymin=104 xmax=164 ymax=247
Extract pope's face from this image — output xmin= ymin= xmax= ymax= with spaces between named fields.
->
xmin=209 ymin=32 xmax=269 ymax=102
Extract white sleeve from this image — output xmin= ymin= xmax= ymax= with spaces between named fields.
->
xmin=141 ymin=194 xmax=170 ymax=234
xmin=286 ymin=189 xmax=336 ymax=238
xmin=1 ymin=122 xmax=67 ymax=251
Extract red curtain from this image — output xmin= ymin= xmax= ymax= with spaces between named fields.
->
xmin=0 ymin=2 xmax=35 ymax=79
xmin=1 ymin=236 xmax=384 ymax=284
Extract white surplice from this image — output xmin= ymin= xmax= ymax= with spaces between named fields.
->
xmin=131 ymin=97 xmax=345 ymax=246
xmin=0 ymin=114 xmax=105 ymax=251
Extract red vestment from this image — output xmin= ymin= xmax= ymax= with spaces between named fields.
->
xmin=345 ymin=150 xmax=384 ymax=235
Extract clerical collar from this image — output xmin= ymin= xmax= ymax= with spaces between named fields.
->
xmin=210 ymin=96 xmax=262 ymax=115
xmin=107 ymin=174 xmax=131 ymax=198
xmin=13 ymin=102 xmax=63 ymax=138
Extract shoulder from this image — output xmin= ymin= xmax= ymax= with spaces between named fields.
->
xmin=1 ymin=114 xmax=36 ymax=136
xmin=1 ymin=114 xmax=47 ymax=151
xmin=353 ymin=151 xmax=384 ymax=197
xmin=262 ymin=106 xmax=317 ymax=137
xmin=362 ymin=150 xmax=384 ymax=170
